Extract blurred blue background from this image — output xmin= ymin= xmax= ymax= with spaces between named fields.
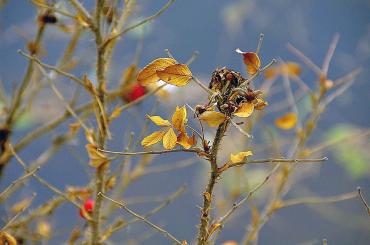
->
xmin=0 ymin=0 xmax=369 ymax=244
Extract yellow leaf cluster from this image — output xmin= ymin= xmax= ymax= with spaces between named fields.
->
xmin=137 ymin=58 xmax=193 ymax=87
xmin=236 ymin=48 xmax=261 ymax=74
xmin=230 ymin=150 xmax=253 ymax=163
xmin=275 ymin=112 xmax=297 ymax=130
xmin=141 ymin=106 xmax=196 ymax=150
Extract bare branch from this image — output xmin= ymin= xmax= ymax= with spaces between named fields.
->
xmin=281 ymin=190 xmax=357 ymax=208
xmin=102 ymin=0 xmax=176 ymax=49
xmin=99 ymin=192 xmax=183 ymax=245
xmin=0 ymin=167 xmax=40 ymax=200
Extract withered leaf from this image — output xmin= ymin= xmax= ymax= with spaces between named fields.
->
xmin=236 ymin=48 xmax=261 ymax=74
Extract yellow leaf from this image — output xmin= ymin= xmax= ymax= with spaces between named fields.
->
xmin=156 ymin=64 xmax=193 ymax=86
xmin=105 ymin=175 xmax=116 ymax=191
xmin=85 ymin=130 xmax=96 ymax=144
xmin=275 ymin=112 xmax=297 ymax=130
xmin=11 ymin=197 xmax=33 ymax=213
xmin=281 ymin=62 xmax=301 ymax=77
xmin=230 ymin=151 xmax=253 ymax=163
xmin=121 ymin=64 xmax=137 ymax=84
xmin=0 ymin=231 xmax=17 ymax=245
xmin=109 ymin=106 xmax=123 ymax=121
xmin=163 ymin=128 xmax=177 ymax=149
xmin=236 ymin=49 xmax=261 ymax=74
xmin=146 ymin=115 xmax=172 ymax=127
xmin=66 ymin=186 xmax=92 ymax=201
xmin=254 ymin=98 xmax=268 ymax=110
xmin=69 ymin=122 xmax=81 ymax=135
xmin=264 ymin=66 xmax=279 ymax=80
xmin=234 ymin=102 xmax=254 ymax=117
xmin=37 ymin=221 xmax=51 ymax=237
xmin=199 ymin=111 xmax=226 ymax=127
xmin=172 ymin=106 xmax=187 ymax=132
xmin=222 ymin=241 xmax=238 ymax=245
xmin=177 ymin=132 xmax=197 ymax=149
xmin=137 ymin=58 xmax=177 ymax=85
xmin=141 ymin=131 xmax=166 ymax=147
xmin=208 ymin=223 xmax=222 ymax=237
xmin=264 ymin=62 xmax=301 ymax=80
xmin=86 ymin=144 xmax=109 ymax=168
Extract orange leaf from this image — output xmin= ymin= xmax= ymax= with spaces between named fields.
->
xmin=234 ymin=102 xmax=254 ymax=118
xmin=137 ymin=58 xmax=177 ymax=85
xmin=163 ymin=128 xmax=177 ymax=149
xmin=177 ymin=132 xmax=197 ymax=149
xmin=141 ymin=131 xmax=166 ymax=147
xmin=156 ymin=64 xmax=193 ymax=86
xmin=236 ymin=48 xmax=261 ymax=74
xmin=275 ymin=112 xmax=297 ymax=130
xmin=199 ymin=111 xmax=226 ymax=127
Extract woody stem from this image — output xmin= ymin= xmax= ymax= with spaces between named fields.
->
xmin=197 ymin=120 xmax=229 ymax=245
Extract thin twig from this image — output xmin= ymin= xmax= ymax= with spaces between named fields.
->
xmin=281 ymin=190 xmax=357 ymax=208
xmin=99 ymin=148 xmax=200 ymax=156
xmin=287 ymin=43 xmax=322 ymax=76
xmin=225 ymin=157 xmax=328 ymax=169
xmin=256 ymin=33 xmax=264 ymax=55
xmin=322 ymin=33 xmax=340 ymax=75
xmin=18 ymin=50 xmax=85 ymax=87
xmin=192 ymin=76 xmax=213 ymax=95
xmin=357 ymin=187 xmax=370 ymax=215
xmin=35 ymin=61 xmax=90 ymax=132
xmin=101 ymin=0 xmax=176 ymax=49
xmin=0 ymin=167 xmax=40 ymax=199
xmin=99 ymin=192 xmax=183 ymax=245
xmin=186 ymin=51 xmax=200 ymax=65
xmin=230 ymin=119 xmax=252 ymax=138
xmin=2 ymin=193 xmax=37 ymax=230
xmin=106 ymin=185 xmax=187 ymax=238
xmin=8 ymin=144 xmax=81 ymax=209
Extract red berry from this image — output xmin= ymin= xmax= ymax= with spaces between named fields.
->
xmin=126 ymin=84 xmax=146 ymax=102
xmin=79 ymin=199 xmax=94 ymax=219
